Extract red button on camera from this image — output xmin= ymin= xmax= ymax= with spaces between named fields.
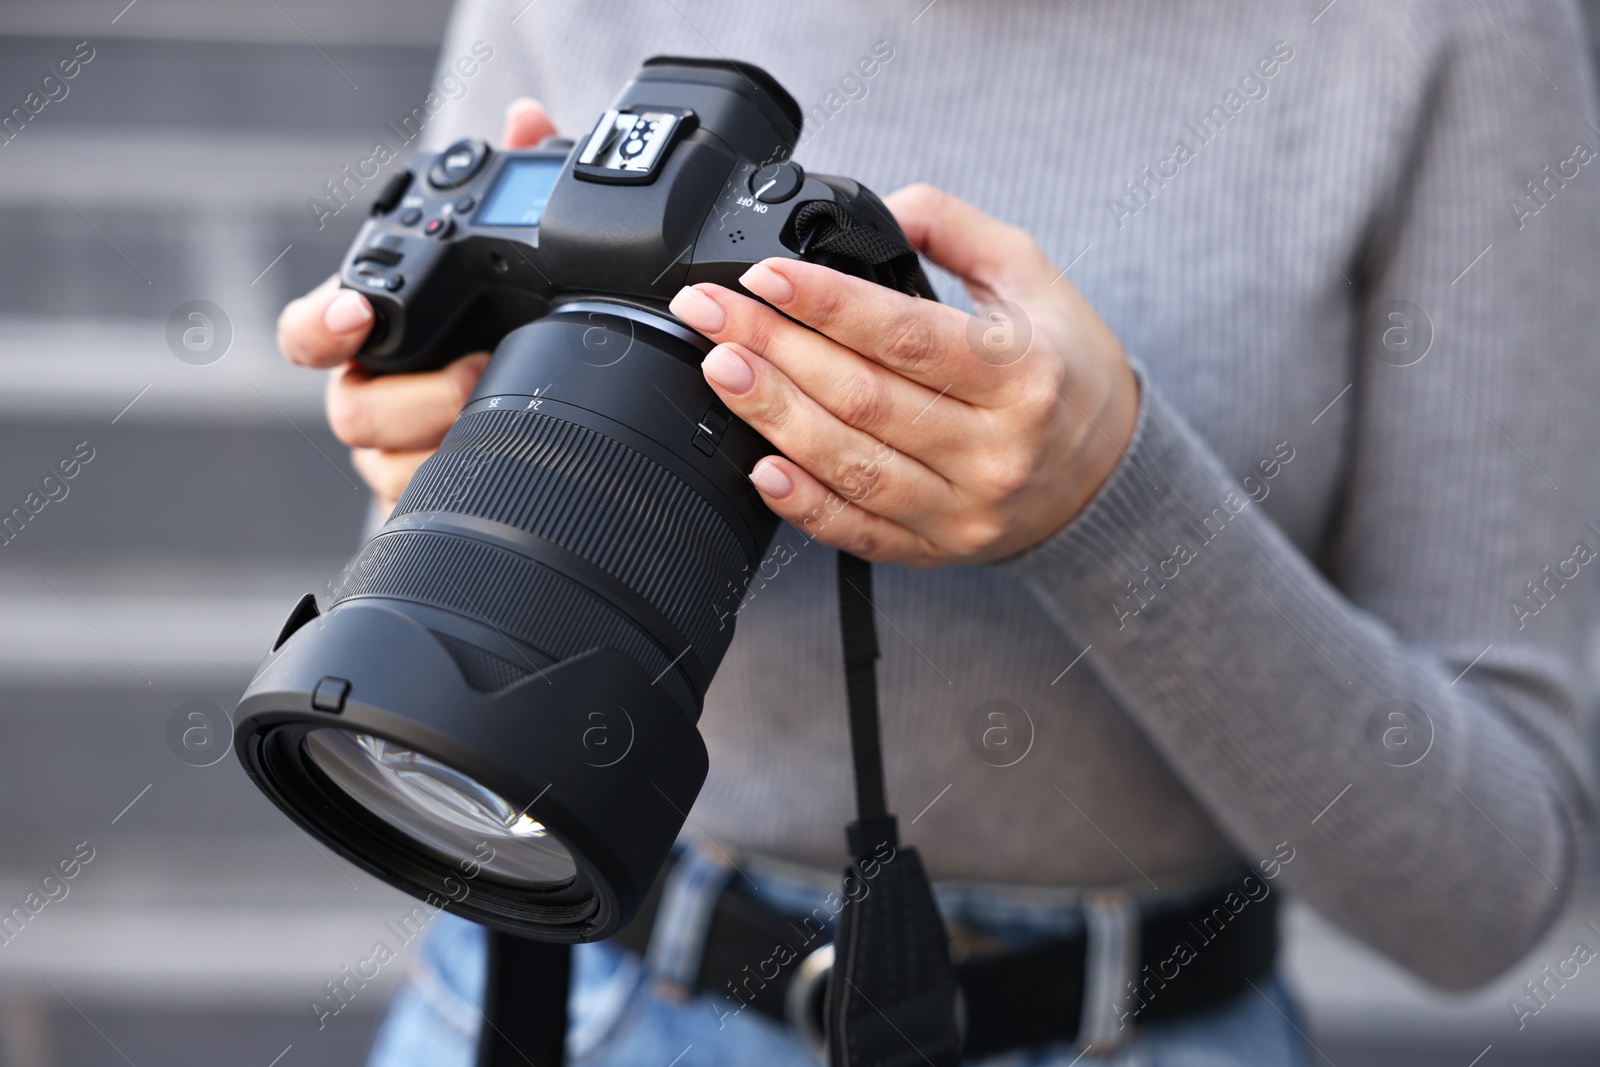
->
xmin=423 ymin=217 xmax=454 ymax=238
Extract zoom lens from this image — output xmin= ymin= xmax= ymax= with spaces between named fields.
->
xmin=234 ymin=302 xmax=778 ymax=941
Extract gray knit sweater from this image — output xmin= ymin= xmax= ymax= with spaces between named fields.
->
xmin=422 ymin=0 xmax=1600 ymax=987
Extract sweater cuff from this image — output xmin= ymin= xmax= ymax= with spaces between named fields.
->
xmin=998 ymin=364 xmax=1270 ymax=633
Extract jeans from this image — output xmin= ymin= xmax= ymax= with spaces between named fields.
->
xmin=366 ymin=847 xmax=1313 ymax=1067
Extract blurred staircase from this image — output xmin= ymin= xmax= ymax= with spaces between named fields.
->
xmin=0 ymin=3 xmax=1596 ymax=1065
xmin=0 ymin=5 xmax=452 ymax=1064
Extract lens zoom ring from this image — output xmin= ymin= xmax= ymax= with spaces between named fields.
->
xmin=333 ymin=529 xmax=697 ymax=714
xmin=393 ymin=409 xmax=747 ymax=662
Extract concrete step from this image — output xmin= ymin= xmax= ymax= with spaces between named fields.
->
xmin=0 ymin=34 xmax=443 ymax=135
xmin=0 ymin=417 xmax=368 ymax=559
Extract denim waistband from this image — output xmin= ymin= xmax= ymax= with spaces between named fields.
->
xmin=646 ymin=837 xmax=1261 ymax=979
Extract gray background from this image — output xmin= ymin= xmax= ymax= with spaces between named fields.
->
xmin=0 ymin=1 xmax=1594 ymax=1065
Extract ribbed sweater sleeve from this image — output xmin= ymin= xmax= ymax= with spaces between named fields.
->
xmin=1001 ymin=1 xmax=1600 ymax=987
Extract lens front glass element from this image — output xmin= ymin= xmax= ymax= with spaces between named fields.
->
xmin=304 ymin=729 xmax=575 ymax=888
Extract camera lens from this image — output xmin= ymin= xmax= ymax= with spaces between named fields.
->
xmin=303 ymin=729 xmax=577 ymax=887
xmin=235 ymin=301 xmax=778 ymax=940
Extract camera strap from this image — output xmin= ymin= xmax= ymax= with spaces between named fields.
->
xmin=477 ymin=931 xmax=570 ymax=1067
xmin=827 ymin=551 xmax=963 ymax=1067
xmin=793 ymin=201 xmax=932 ymax=299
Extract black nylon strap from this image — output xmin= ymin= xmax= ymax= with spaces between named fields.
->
xmin=828 ymin=551 xmax=962 ymax=1067
xmin=837 ymin=551 xmax=888 ymax=829
xmin=478 ymin=933 xmax=570 ymax=1067
xmin=792 ymin=201 xmax=927 ymax=298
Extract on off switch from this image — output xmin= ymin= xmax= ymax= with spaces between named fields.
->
xmin=691 ymin=405 xmax=731 ymax=455
xmin=750 ymin=161 xmax=803 ymax=204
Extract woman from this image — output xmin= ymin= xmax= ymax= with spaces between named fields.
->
xmin=277 ymin=1 xmax=1600 ymax=1063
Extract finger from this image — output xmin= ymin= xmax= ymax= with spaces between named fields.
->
xmin=326 ymin=353 xmax=489 ymax=451
xmin=502 ymin=97 xmax=558 ymax=149
xmin=887 ymin=185 xmax=1128 ymax=401
xmin=696 ymin=341 xmax=953 ymax=524
xmin=883 ymin=183 xmax=1060 ymax=300
xmin=700 ymin=259 xmax=1020 ymax=408
xmin=279 ymin=276 xmax=376 ymax=368
xmin=350 ymin=447 xmax=433 ymax=514
xmin=668 ymin=282 xmax=979 ymax=460
xmin=747 ymin=455 xmax=935 ymax=566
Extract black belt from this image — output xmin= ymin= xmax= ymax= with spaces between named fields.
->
xmin=614 ymin=856 xmax=1279 ymax=1060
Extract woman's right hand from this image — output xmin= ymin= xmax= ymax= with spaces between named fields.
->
xmin=277 ymin=99 xmax=560 ymax=515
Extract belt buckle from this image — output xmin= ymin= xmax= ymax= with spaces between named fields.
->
xmin=783 ymin=941 xmax=970 ymax=1063
xmin=784 ymin=943 xmax=833 ymax=1062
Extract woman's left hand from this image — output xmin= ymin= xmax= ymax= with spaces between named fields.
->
xmin=667 ymin=183 xmax=1140 ymax=567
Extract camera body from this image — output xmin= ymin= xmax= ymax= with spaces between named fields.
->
xmin=345 ymin=56 xmax=918 ymax=374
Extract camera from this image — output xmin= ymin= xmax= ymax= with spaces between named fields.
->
xmin=232 ymin=57 xmax=932 ymax=942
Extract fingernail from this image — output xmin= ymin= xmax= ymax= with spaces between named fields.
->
xmin=739 ymin=262 xmax=795 ymax=305
xmin=325 ymin=290 xmax=373 ymax=334
xmin=702 ymin=344 xmax=754 ymax=393
xmin=750 ymin=459 xmax=793 ymax=499
xmin=670 ymin=286 xmax=727 ymax=334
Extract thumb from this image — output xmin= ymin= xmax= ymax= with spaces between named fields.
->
xmin=451 ymin=350 xmax=492 ymax=390
xmin=883 ymin=183 xmax=1059 ymax=302
xmin=502 ymin=97 xmax=559 ymax=149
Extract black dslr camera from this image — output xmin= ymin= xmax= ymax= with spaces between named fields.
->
xmin=347 ymin=56 xmax=929 ymax=372
xmin=234 ymin=57 xmax=931 ymax=942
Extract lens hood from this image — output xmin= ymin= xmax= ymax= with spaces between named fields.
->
xmin=234 ymin=596 xmax=707 ymax=942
